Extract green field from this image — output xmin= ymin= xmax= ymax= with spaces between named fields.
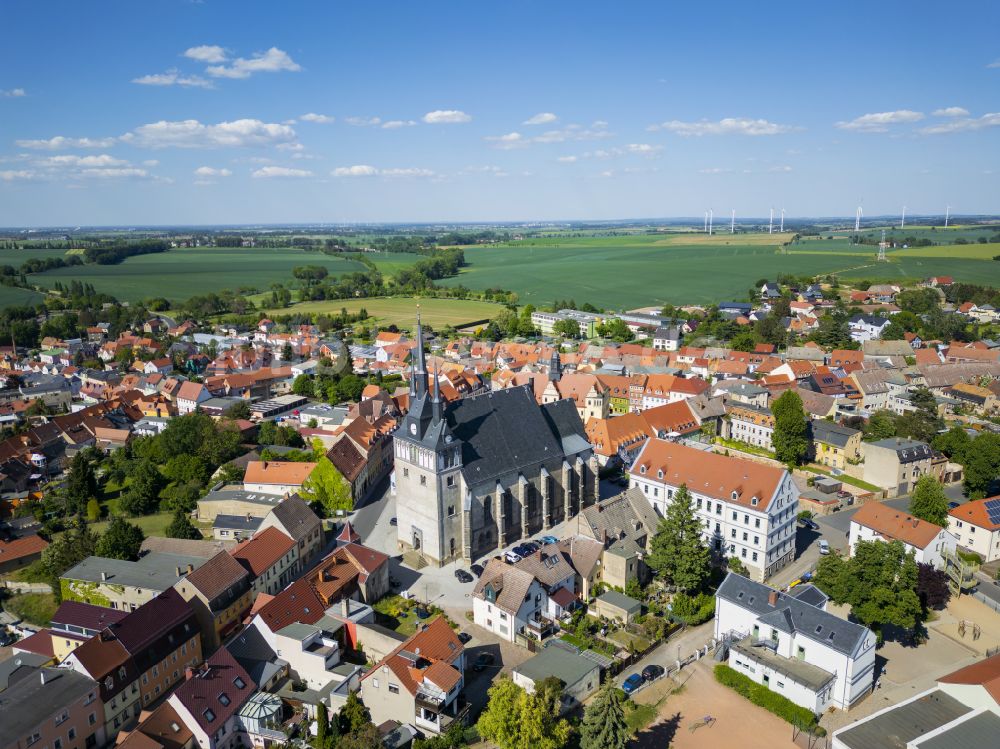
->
xmin=0 ymin=286 xmax=44 ymax=307
xmin=431 ymin=232 xmax=1000 ymax=308
xmin=261 ymin=296 xmax=502 ymax=330
xmin=30 ymin=247 xmax=368 ymax=303
xmin=0 ymin=247 xmax=75 ymax=266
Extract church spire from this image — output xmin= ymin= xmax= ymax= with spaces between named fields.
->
xmin=549 ymin=347 xmax=562 ymax=383
xmin=431 ymin=361 xmax=442 ymax=423
xmin=412 ymin=307 xmax=428 ymax=397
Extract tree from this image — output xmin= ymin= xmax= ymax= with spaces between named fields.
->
xmin=65 ymin=451 xmax=98 ymax=516
xmin=963 ymin=432 xmax=1000 ymax=499
xmin=477 ymin=677 xmax=571 ymax=749
xmin=727 ymin=556 xmax=749 ymax=578
xmin=932 ymin=426 xmax=971 ymax=463
xmin=224 ymin=400 xmax=252 ymax=420
xmin=413 ymin=722 xmax=467 ymax=749
xmin=863 ymin=410 xmax=897 ymax=442
xmin=552 ymin=318 xmax=580 ymax=339
xmin=579 ymin=680 xmax=630 ymax=749
xmin=728 ymin=328 xmax=757 ymax=352
xmin=916 ymin=563 xmax=951 ymax=611
xmin=908 ymin=476 xmax=949 ymax=527
xmin=118 ymin=459 xmax=163 ymax=516
xmin=38 ymin=519 xmax=99 ymax=596
xmin=535 ymin=675 xmax=565 ymax=718
xmin=292 ymin=374 xmax=315 ymax=397
xmin=336 ymin=373 xmax=365 ymax=402
xmin=85 ymin=498 xmax=101 ymax=522
xmin=339 ymin=723 xmax=384 ymax=749
xmin=596 ymin=318 xmax=634 ymax=343
xmin=338 ymin=690 xmax=372 ymax=736
xmin=312 ymin=702 xmax=339 ymax=749
xmin=95 ymin=516 xmax=146 ymax=561
xmin=299 ymin=457 xmax=353 ymax=515
xmin=772 ymin=390 xmax=810 ymax=465
xmin=646 ymin=484 xmax=711 ymax=593
xmin=166 ymin=509 xmax=203 ymax=540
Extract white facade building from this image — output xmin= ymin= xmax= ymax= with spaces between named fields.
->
xmin=628 ymin=440 xmax=798 ymax=580
xmin=715 ymin=573 xmax=876 ymax=713
xmin=848 ymin=503 xmax=957 ymax=570
xmin=947 ymin=497 xmax=1000 ymax=563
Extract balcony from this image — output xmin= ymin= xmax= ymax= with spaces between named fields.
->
xmin=415 ymin=700 xmax=470 ymax=735
xmin=942 ymin=548 xmax=979 ymax=593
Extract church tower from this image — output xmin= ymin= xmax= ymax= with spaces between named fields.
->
xmin=393 ymin=314 xmax=464 ymax=565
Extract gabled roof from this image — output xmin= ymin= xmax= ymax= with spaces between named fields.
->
xmin=949 ymin=496 xmax=1000 ymax=531
xmin=473 ymin=558 xmax=537 ymax=615
xmin=266 ymin=495 xmax=321 ymax=542
xmin=181 ymin=550 xmax=251 ymax=604
xmin=232 ymin=527 xmax=295 ymax=577
xmin=0 ymin=533 xmax=48 ymax=563
xmin=243 ymin=460 xmax=316 ymax=487
xmin=51 ymin=600 xmax=129 ymax=633
xmin=362 ymin=616 xmax=463 ymax=696
xmin=170 ymin=649 xmax=256 ymax=734
xmin=938 ymin=651 xmax=1000 ymax=704
xmin=851 ymin=503 xmax=943 ymax=550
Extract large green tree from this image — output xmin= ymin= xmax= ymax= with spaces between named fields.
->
xmin=95 ymin=516 xmax=146 ymax=561
xmin=963 ymin=432 xmax=1000 ymax=499
xmin=579 ymin=680 xmax=630 ymax=749
xmin=300 ymin=457 xmax=353 ymax=515
xmin=65 ymin=451 xmax=98 ymax=516
xmin=165 ymin=509 xmax=203 ymax=540
xmin=477 ymin=677 xmax=572 ymax=749
xmin=647 ymin=484 xmax=711 ymax=593
xmin=772 ymin=390 xmax=810 ymax=465
xmin=908 ymin=476 xmax=949 ymax=527
xmin=863 ymin=410 xmax=896 ymax=442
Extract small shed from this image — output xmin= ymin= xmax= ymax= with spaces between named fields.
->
xmin=594 ymin=590 xmax=642 ymax=624
xmin=513 ymin=641 xmax=600 ymax=713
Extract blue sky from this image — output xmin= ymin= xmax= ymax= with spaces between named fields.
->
xmin=1 ymin=0 xmax=998 ymax=226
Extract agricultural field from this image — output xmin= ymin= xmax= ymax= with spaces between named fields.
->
xmin=0 ymin=247 xmax=74 ymax=266
xmin=29 ymin=247 xmax=367 ymax=303
xmin=261 ymin=296 xmax=502 ymax=331
xmin=434 ymin=231 xmax=1000 ymax=308
xmin=0 ymin=285 xmax=44 ymax=307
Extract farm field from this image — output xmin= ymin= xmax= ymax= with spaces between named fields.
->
xmin=0 ymin=286 xmax=44 ymax=307
xmin=30 ymin=247 xmax=367 ymax=303
xmin=435 ymin=232 xmax=1000 ymax=308
xmin=0 ymin=247 xmax=74 ymax=266
xmin=260 ymin=296 xmax=502 ymax=330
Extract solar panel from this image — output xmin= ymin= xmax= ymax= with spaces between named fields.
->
xmin=986 ymin=498 xmax=1000 ymax=524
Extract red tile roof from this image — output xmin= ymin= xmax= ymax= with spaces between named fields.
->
xmin=938 ymin=652 xmax=1000 ymax=704
xmin=363 ymin=616 xmax=463 ymax=696
xmin=0 ymin=533 xmax=48 ymax=563
xmin=231 ymin=527 xmax=295 ymax=577
xmin=948 ymin=496 xmax=1000 ymax=531
xmin=13 ymin=628 xmax=55 ymax=659
xmin=852 ymin=503 xmax=943 ymax=549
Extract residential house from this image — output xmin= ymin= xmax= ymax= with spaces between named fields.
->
xmin=652 ymin=326 xmax=682 ymax=352
xmin=570 ymin=488 xmax=658 ymax=590
xmin=809 ymin=420 xmax=862 ymax=470
xmin=629 ymin=440 xmax=798 ymax=580
xmin=166 ymin=649 xmax=256 ymax=749
xmin=242 ymin=461 xmax=316 ymax=496
xmin=832 ymin=652 xmax=1000 ymax=749
xmin=947 ymin=497 xmax=1000 ymax=563
xmin=256 ymin=495 xmax=324 ymax=571
xmin=49 ymin=601 xmax=128 ymax=662
xmin=715 ymin=573 xmax=875 ymax=712
xmin=472 ymin=555 xmax=568 ymax=643
xmin=0 ymin=533 xmax=48 ymax=575
xmin=231 ymin=527 xmax=299 ymax=597
xmin=0 ymin=666 xmax=105 ymax=749
xmin=725 ymin=403 xmax=775 ymax=451
xmin=63 ymin=630 xmax=142 ymax=739
xmin=639 ymin=374 xmax=709 ymax=410
xmin=360 ymin=617 xmax=467 ymax=736
xmin=60 ymin=553 xmax=203 ymax=612
xmin=176 ymin=381 xmax=211 ymax=415
xmin=848 ymin=315 xmax=891 ymax=343
xmin=862 ymin=438 xmax=935 ymax=496
xmin=174 ymin=551 xmax=254 ymax=652
xmin=849 ymin=503 xmax=957 ymax=569
xmin=946 ymin=382 xmax=997 ymax=414
xmin=512 ymin=643 xmax=600 ymax=714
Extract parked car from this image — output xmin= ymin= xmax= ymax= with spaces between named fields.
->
xmin=622 ymin=674 xmax=644 ymax=695
xmin=454 ymin=569 xmax=474 ymax=583
xmin=948 ymin=501 xmax=961 ymax=510
xmin=503 ymin=551 xmax=523 ymax=564
xmin=642 ymin=664 xmax=664 ymax=682
xmin=470 ymin=563 xmax=485 ymax=577
xmin=520 ymin=541 xmax=540 ymax=554
xmin=457 ymin=632 xmax=472 ymax=644
xmin=473 ymin=653 xmax=495 ymax=672
xmin=800 ymin=518 xmax=820 ymax=531
xmin=539 ymin=535 xmax=559 ymax=546
xmin=389 ymin=517 xmax=398 ymax=526
xmin=414 ymin=607 xmax=431 ymax=619
xmin=818 ymin=540 xmax=830 ymax=555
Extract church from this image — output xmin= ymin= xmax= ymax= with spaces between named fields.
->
xmin=393 ymin=317 xmax=598 ymax=566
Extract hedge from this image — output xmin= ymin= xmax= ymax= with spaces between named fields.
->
xmin=714 ymin=664 xmax=823 ymax=733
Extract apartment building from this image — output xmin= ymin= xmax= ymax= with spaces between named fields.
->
xmin=947 ymin=496 xmax=1000 ymax=563
xmin=849 ymin=503 xmax=957 ymax=570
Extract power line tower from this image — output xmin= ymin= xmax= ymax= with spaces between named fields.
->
xmin=877 ymin=229 xmax=888 ymax=262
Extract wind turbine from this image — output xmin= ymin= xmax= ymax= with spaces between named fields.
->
xmin=780 ymin=208 xmax=785 ymax=233
xmin=704 ymin=212 xmax=708 ymax=233
xmin=769 ymin=207 xmax=774 ymax=234
xmin=709 ymin=209 xmax=714 ymax=235
xmin=945 ymin=205 xmax=950 ymax=228
xmin=901 ymin=206 xmax=906 ymax=229
xmin=730 ymin=209 xmax=735 ymax=234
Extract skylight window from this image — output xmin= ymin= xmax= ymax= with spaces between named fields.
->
xmin=218 ymin=693 xmax=230 ymax=706
xmin=233 ymin=677 xmax=246 ymax=689
xmin=203 ymin=709 xmax=216 ymax=722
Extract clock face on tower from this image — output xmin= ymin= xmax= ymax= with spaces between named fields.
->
xmin=410 ymin=423 xmax=417 ymax=435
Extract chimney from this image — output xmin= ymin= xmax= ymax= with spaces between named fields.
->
xmin=185 ymin=666 xmax=195 ymax=681
xmin=187 ymin=564 xmax=194 ymax=573
xmin=414 ymin=647 xmax=420 ymax=656
xmin=100 ymin=571 xmax=107 ymax=581
xmin=39 ymin=670 xmax=48 ymax=686
xmin=175 ymin=566 xmax=182 ymax=576
xmin=341 ymin=598 xmax=350 ymax=617
xmin=768 ymin=590 xmax=778 ymax=607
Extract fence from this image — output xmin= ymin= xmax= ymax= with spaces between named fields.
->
xmin=792 ymin=725 xmax=830 ymax=749
xmin=971 ymin=590 xmax=1000 ymax=615
xmin=0 ymin=580 xmax=52 ymax=594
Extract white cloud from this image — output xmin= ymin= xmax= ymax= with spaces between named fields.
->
xmin=194 ymin=166 xmax=232 ymax=177
xmin=649 ymin=117 xmax=799 ymax=136
xmin=206 ymin=47 xmax=301 ymax=79
xmin=381 ymin=119 xmax=417 ymax=129
xmin=769 ymin=165 xmax=793 ymax=172
xmin=299 ymin=113 xmax=334 ymax=124
xmin=532 ymin=124 xmax=614 ymax=143
xmin=919 ymin=112 xmax=1000 ymax=134
xmin=987 ymin=59 xmax=1000 ymax=69
xmin=132 ymin=69 xmax=212 ymax=88
xmin=625 ymin=143 xmax=663 ymax=155
xmin=79 ymin=168 xmax=149 ymax=179
xmin=184 ymin=45 xmax=228 ymax=63
xmin=422 ymin=110 xmax=471 ymax=124
xmin=698 ymin=167 xmax=732 ymax=174
xmin=484 ymin=132 xmax=526 ymax=150
xmin=380 ymin=168 xmax=435 ymax=178
xmin=344 ymin=116 xmax=382 ymax=127
xmin=932 ymin=107 xmax=970 ymax=118
xmin=251 ymin=166 xmax=313 ymax=178
xmin=16 ymin=135 xmax=116 ymax=150
xmin=36 ymin=154 xmax=127 ymax=168
xmin=600 ymin=170 xmax=614 ymax=178
xmin=142 ymin=160 xmax=159 ymax=167
xmin=331 ymin=165 xmax=378 ymax=177
xmin=122 ymin=118 xmax=296 ymax=148
xmin=523 ymin=112 xmax=557 ymax=125
xmin=0 ymin=170 xmax=36 ymax=181
xmin=276 ymin=142 xmax=305 ymax=152
xmin=1 ymin=88 xmax=26 ymax=97
xmin=834 ymin=110 xmax=924 ymax=132
xmin=557 ymin=155 xmax=578 ymax=163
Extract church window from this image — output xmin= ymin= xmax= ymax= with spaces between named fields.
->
xmin=448 ymin=506 xmax=455 ymax=517
xmin=447 ymin=475 xmax=455 ymax=487
xmin=420 ymin=475 xmax=427 ymax=486
xmin=403 ymin=468 xmax=409 ymax=478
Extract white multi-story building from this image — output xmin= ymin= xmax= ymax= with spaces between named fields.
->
xmin=849 ymin=503 xmax=957 ymax=570
xmin=628 ymin=439 xmax=798 ymax=580
xmin=715 ymin=573 xmax=876 ymax=713
xmin=948 ymin=496 xmax=1000 ymax=563
xmin=725 ymin=404 xmax=775 ymax=451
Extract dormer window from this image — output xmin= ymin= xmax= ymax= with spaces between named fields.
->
xmin=751 ymin=496 xmax=759 ymax=507
xmin=731 ymin=490 xmax=738 ymax=500
xmin=640 ymin=466 xmax=647 ymax=474
xmin=218 ymin=693 xmax=230 ymax=706
xmin=657 ymin=469 xmax=664 ymax=479
xmin=203 ymin=709 xmax=216 ymax=723
xmin=233 ymin=677 xmax=246 ymax=689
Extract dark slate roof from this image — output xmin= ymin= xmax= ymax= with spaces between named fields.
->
xmin=268 ymin=495 xmax=321 ymax=543
xmin=213 ymin=514 xmax=264 ymax=532
xmin=51 ymin=600 xmax=129 ymax=633
xmin=869 ymin=438 xmax=933 ymax=463
xmin=787 ymin=584 xmax=829 ymax=608
xmin=107 ymin=588 xmax=198 ymax=673
xmin=917 ymin=711 xmax=1000 ymax=749
xmin=809 ymin=419 xmax=860 ymax=448
xmin=716 ymin=572 xmax=870 ymax=657
xmin=0 ymin=667 xmax=98 ymax=739
xmin=0 ymin=652 xmax=50 ymax=690
xmin=226 ymin=624 xmax=285 ymax=686
xmin=444 ymin=386 xmax=588 ymax=486
xmin=834 ymin=689 xmax=971 ymax=749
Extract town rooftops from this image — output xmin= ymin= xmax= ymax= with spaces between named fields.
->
xmin=851 ymin=503 xmax=943 ymax=550
xmin=809 ymin=419 xmax=860 ymax=448
xmin=213 ymin=514 xmax=265 ymax=533
xmin=117 ymin=703 xmax=194 ymax=749
xmin=139 ymin=536 xmax=237 ymax=558
xmin=578 ymin=488 xmax=657 ymax=550
xmin=473 ymin=558 xmax=537 ymax=615
xmin=62 ymin=552 xmax=204 ymax=590
xmin=170 ymin=649 xmax=256 ymax=734
xmin=937 ymin=650 xmax=1000 ymax=704
xmin=231 ymin=527 xmax=295 ymax=577
xmin=243 ymin=460 xmax=316 ymax=487
xmin=716 ymin=572 xmax=870 ymax=658
xmin=868 ymin=437 xmax=933 ymax=462
xmin=0 ymin=667 xmax=99 ymax=741
xmin=948 ymin=496 xmax=1000 ymax=531
xmin=199 ymin=486 xmax=282 ymax=509
xmin=363 ymin=616 xmax=463 ymax=697
xmin=266 ymin=494 xmax=321 ymax=543
xmin=834 ymin=689 xmax=972 ymax=749
xmin=630 ymin=439 xmax=787 ymax=511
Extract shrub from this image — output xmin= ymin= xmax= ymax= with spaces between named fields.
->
xmin=670 ymin=592 xmax=716 ymax=625
xmin=714 ymin=664 xmax=822 ymax=732
xmin=957 ymin=550 xmax=983 ymax=565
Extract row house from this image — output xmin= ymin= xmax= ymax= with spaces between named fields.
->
xmin=629 ymin=440 xmax=798 ymax=580
xmin=231 ymin=526 xmax=299 ymax=597
xmin=725 ymin=403 xmax=775 ymax=451
xmin=639 ymin=373 xmax=710 ymax=410
xmin=174 ymin=551 xmax=254 ymax=652
xmin=848 ymin=503 xmax=957 ymax=570
xmin=0 ymin=666 xmax=105 ymax=749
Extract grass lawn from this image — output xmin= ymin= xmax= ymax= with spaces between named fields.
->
xmin=30 ymin=247 xmax=367 ymax=303
xmin=3 ymin=591 xmax=58 ymax=626
xmin=608 ymin=629 xmax=652 ymax=652
xmin=89 ymin=511 xmax=209 ymax=538
xmin=260 ymin=296 xmax=503 ymax=331
xmin=625 ymin=702 xmax=659 ymax=733
xmin=802 ymin=465 xmax=882 ymax=493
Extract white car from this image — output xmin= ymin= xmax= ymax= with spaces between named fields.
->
xmin=503 ymin=551 xmax=523 ymax=564
xmin=818 ymin=540 xmax=830 ymax=555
